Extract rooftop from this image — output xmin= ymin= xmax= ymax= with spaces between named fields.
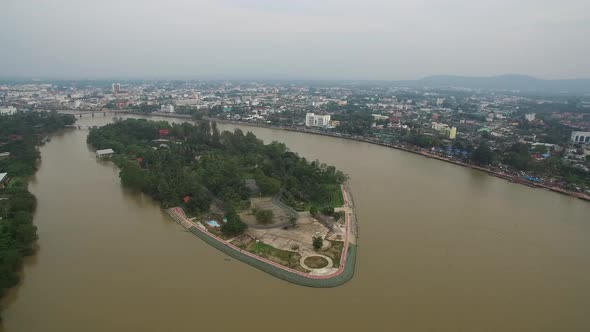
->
xmin=96 ymin=148 xmax=115 ymax=156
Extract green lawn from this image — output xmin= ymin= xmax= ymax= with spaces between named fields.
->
xmin=247 ymin=241 xmax=305 ymax=271
xmin=324 ymin=184 xmax=344 ymax=208
xmin=323 ymin=241 xmax=344 ymax=268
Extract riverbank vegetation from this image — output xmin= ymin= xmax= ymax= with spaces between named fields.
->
xmin=87 ymin=118 xmax=347 ymax=233
xmin=0 ymin=112 xmax=76 ymax=304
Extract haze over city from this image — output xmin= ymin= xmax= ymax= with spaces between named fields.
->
xmin=1 ymin=0 xmax=589 ymax=80
xmin=3 ymin=0 xmax=590 ymax=331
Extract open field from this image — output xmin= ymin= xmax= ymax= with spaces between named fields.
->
xmin=324 ymin=184 xmax=344 ymax=208
xmin=246 ymin=212 xmax=330 ymax=253
xmin=239 ymin=197 xmax=291 ymax=227
xmin=245 ymin=241 xmax=307 ymax=272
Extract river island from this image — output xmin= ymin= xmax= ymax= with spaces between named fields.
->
xmin=87 ymin=118 xmax=358 ymax=287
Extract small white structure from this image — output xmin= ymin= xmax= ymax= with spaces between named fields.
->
xmin=0 ymin=152 xmax=10 ymax=159
xmin=0 ymin=173 xmax=8 ymax=187
xmin=96 ymin=148 xmax=115 ymax=158
xmin=372 ymin=114 xmax=389 ymax=121
xmin=525 ymin=113 xmax=536 ymax=122
xmin=161 ymin=104 xmax=175 ymax=113
xmin=0 ymin=106 xmax=17 ymax=116
xmin=305 ymin=113 xmax=331 ymax=127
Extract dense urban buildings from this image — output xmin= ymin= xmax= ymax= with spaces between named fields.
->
xmin=1 ymin=79 xmax=589 ymax=195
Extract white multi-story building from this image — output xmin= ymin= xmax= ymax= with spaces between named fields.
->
xmin=0 ymin=106 xmax=17 ymax=116
xmin=525 ymin=113 xmax=536 ymax=122
xmin=571 ymin=131 xmax=590 ymax=144
xmin=305 ymin=113 xmax=331 ymax=127
xmin=161 ymin=104 xmax=175 ymax=113
xmin=112 ymin=83 xmax=120 ymax=94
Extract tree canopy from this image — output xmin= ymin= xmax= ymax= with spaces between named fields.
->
xmin=87 ymin=118 xmax=348 ymax=218
xmin=0 ymin=111 xmax=75 ymax=301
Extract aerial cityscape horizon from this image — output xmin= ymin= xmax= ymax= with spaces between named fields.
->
xmin=1 ymin=0 xmax=590 ymax=331
xmin=2 ymin=0 xmax=589 ymax=79
xmin=2 ymin=73 xmax=590 ymax=81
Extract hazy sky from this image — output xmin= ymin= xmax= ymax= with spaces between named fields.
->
xmin=1 ymin=0 xmax=589 ymax=80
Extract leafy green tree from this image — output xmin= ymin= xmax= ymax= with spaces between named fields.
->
xmin=255 ymin=209 xmax=274 ymax=224
xmin=471 ymin=143 xmax=495 ymax=165
xmin=0 ymin=112 xmax=74 ymax=300
xmin=321 ymin=206 xmax=335 ymax=216
xmin=312 ymin=236 xmax=323 ymax=250
xmin=221 ymin=212 xmax=247 ymax=236
xmin=254 ymin=170 xmax=281 ymax=195
xmin=309 ymin=206 xmax=318 ymax=216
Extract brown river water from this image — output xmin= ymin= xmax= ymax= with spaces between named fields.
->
xmin=1 ymin=113 xmax=589 ymax=331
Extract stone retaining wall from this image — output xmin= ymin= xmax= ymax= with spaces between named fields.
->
xmin=188 ymin=225 xmax=357 ymax=288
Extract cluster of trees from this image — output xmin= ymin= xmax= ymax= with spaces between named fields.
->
xmin=0 ymin=111 xmax=75 ymax=305
xmin=0 ymin=112 xmax=76 ymax=177
xmin=254 ymin=209 xmax=274 ymax=224
xmin=332 ymin=111 xmax=373 ymax=136
xmin=403 ymin=133 xmax=443 ymax=149
xmin=0 ymin=188 xmax=38 ymax=297
xmin=87 ymin=119 xmax=348 ymax=233
xmin=221 ymin=212 xmax=246 ymax=236
xmin=471 ymin=142 xmax=496 ymax=165
xmin=312 ymin=236 xmax=323 ymax=250
xmin=469 ymin=141 xmax=589 ymax=187
xmin=310 ymin=205 xmax=344 ymax=222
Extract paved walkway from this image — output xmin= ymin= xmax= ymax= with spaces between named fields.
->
xmin=299 ymin=254 xmax=336 ymax=276
xmin=165 ymin=184 xmax=353 ymax=281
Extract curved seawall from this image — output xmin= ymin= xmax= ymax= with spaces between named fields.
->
xmin=166 ymin=206 xmax=357 ymax=288
xmin=188 ymin=225 xmax=357 ymax=288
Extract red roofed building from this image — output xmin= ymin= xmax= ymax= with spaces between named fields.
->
xmin=159 ymin=129 xmax=169 ymax=136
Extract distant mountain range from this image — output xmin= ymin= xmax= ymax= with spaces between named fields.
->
xmin=395 ymin=75 xmax=590 ymax=94
xmin=1 ymin=74 xmax=589 ymax=94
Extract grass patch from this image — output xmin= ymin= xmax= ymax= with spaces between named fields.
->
xmin=324 ymin=184 xmax=344 ymax=208
xmin=246 ymin=241 xmax=306 ymax=272
xmin=304 ymin=256 xmax=329 ymax=269
xmin=322 ymin=241 xmax=344 ymax=268
xmin=7 ymin=177 xmax=27 ymax=189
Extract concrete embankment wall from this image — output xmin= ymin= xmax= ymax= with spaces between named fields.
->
xmin=188 ymin=226 xmax=357 ymax=288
